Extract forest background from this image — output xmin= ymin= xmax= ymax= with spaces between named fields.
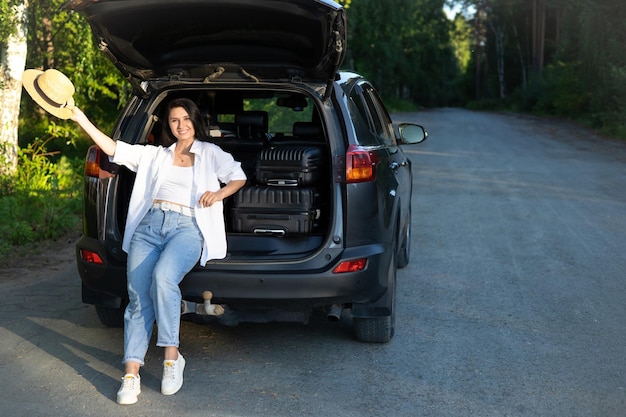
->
xmin=0 ymin=0 xmax=624 ymax=257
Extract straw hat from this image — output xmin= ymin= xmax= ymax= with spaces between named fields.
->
xmin=22 ymin=69 xmax=75 ymax=119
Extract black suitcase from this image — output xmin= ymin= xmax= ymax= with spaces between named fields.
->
xmin=255 ymin=145 xmax=325 ymax=186
xmin=230 ymin=185 xmax=320 ymax=236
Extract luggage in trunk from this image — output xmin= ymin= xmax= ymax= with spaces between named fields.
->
xmin=255 ymin=145 xmax=325 ymax=186
xmin=230 ymin=185 xmax=320 ymax=236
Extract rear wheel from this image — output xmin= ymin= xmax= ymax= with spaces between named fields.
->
xmin=353 ymin=315 xmax=394 ymax=343
xmin=353 ymin=236 xmax=397 ymax=343
xmin=95 ymin=304 xmax=125 ymax=328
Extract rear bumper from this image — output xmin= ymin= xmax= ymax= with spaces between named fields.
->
xmin=75 ymin=235 xmax=391 ymax=310
xmin=75 ymin=236 xmax=127 ymax=307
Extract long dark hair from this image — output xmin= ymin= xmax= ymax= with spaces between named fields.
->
xmin=161 ymin=98 xmax=209 ymax=145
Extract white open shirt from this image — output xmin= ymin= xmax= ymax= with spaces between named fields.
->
xmin=112 ymin=140 xmax=247 ymax=266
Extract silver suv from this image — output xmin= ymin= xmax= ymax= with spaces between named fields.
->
xmin=71 ymin=0 xmax=427 ymax=343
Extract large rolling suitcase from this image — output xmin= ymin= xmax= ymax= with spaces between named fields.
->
xmin=230 ymin=185 xmax=320 ymax=236
xmin=255 ymin=145 xmax=325 ymax=186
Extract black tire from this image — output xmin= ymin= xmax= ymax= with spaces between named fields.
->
xmin=353 ymin=316 xmax=394 ymax=343
xmin=397 ymin=207 xmax=411 ymax=269
xmin=95 ymin=304 xmax=125 ymax=328
xmin=353 ymin=235 xmax=397 ymax=343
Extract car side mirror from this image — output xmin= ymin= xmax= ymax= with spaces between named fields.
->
xmin=398 ymin=123 xmax=428 ymax=144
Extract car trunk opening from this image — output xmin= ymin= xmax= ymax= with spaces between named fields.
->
xmin=111 ymin=87 xmax=334 ymax=260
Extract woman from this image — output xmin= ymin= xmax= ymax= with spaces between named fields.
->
xmin=71 ymin=98 xmax=246 ymax=405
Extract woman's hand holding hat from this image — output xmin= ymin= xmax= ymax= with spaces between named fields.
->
xmin=22 ymin=68 xmax=76 ymax=120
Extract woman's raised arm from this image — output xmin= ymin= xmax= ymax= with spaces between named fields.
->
xmin=70 ymin=107 xmax=117 ymax=157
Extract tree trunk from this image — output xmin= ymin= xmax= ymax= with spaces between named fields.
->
xmin=531 ymin=0 xmax=546 ymax=72
xmin=42 ymin=16 xmax=54 ymax=69
xmin=0 ymin=1 xmax=29 ymax=176
xmin=489 ymin=18 xmax=507 ymax=99
xmin=474 ymin=0 xmax=487 ymax=100
xmin=512 ymin=23 xmax=527 ymax=91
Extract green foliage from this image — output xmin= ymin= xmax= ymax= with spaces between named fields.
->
xmin=0 ymin=137 xmax=81 ymax=259
xmin=0 ymin=0 xmax=18 ymax=43
xmin=382 ymin=96 xmax=421 ymax=113
xmin=20 ymin=0 xmax=128 ymax=157
xmin=448 ymin=0 xmax=626 ymax=139
xmin=244 ymin=98 xmax=314 ymax=133
xmin=345 ymin=0 xmax=460 ymax=107
xmin=598 ymin=64 xmax=626 ymax=137
xmin=8 ymin=0 xmax=129 ymax=253
xmin=531 ymin=61 xmax=590 ymax=118
xmin=450 ymin=14 xmax=472 ymax=73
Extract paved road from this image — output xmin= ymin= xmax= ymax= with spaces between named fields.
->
xmin=1 ymin=108 xmax=625 ymax=416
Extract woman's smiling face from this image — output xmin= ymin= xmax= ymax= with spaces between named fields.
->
xmin=168 ymin=106 xmax=195 ymax=142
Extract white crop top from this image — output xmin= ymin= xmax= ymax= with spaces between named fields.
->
xmin=155 ymin=165 xmax=195 ymax=207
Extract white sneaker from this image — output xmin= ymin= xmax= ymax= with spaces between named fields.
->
xmin=161 ymin=353 xmax=185 ymax=395
xmin=117 ymin=374 xmax=141 ymax=405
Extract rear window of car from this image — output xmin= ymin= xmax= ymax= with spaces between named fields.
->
xmin=245 ymin=97 xmax=313 ymax=133
xmin=145 ymin=90 xmax=321 ymax=144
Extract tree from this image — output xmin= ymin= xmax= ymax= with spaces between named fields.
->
xmin=20 ymin=0 xmax=127 ymax=157
xmin=454 ymin=0 xmax=566 ymax=98
xmin=484 ymin=0 xmax=527 ymax=99
xmin=346 ymin=0 xmax=459 ymax=106
xmin=531 ymin=0 xmax=546 ymax=72
xmin=0 ymin=0 xmax=28 ymax=176
xmin=471 ymin=0 xmax=488 ymax=99
xmin=567 ymin=0 xmax=626 ymax=131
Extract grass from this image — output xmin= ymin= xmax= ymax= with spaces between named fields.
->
xmin=0 ymin=139 xmax=83 ymax=261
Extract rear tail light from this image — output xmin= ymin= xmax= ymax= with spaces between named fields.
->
xmin=85 ymin=145 xmax=114 ymax=179
xmin=333 ymin=258 xmax=367 ymax=274
xmin=84 ymin=145 xmax=101 ymax=178
xmin=346 ymin=145 xmax=377 ymax=183
xmin=80 ymin=249 xmax=104 ymax=265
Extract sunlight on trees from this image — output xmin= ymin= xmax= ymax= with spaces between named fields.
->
xmin=0 ymin=0 xmax=28 ymax=175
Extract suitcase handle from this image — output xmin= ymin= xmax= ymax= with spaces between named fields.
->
xmin=266 ymin=179 xmax=299 ymax=186
xmin=253 ymin=228 xmax=286 ymax=236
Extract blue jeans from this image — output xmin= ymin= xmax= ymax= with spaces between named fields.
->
xmin=123 ymin=208 xmax=202 ymax=366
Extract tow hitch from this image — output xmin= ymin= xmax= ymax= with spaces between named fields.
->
xmin=181 ymin=291 xmax=224 ymax=316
